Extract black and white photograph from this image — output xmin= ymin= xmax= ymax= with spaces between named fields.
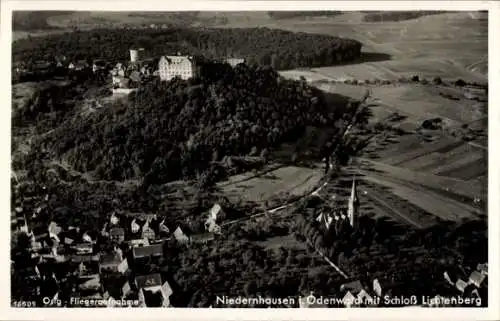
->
xmin=3 ymin=0 xmax=499 ymax=319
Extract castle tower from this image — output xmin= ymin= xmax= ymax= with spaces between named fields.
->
xmin=130 ymin=49 xmax=139 ymax=63
xmin=347 ymin=175 xmax=360 ymax=228
xmin=130 ymin=48 xmax=145 ymax=63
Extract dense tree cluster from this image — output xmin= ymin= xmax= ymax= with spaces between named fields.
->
xmin=33 ymin=64 xmax=361 ymax=185
xmin=12 ymin=27 xmax=362 ymax=70
xmin=293 ymin=199 xmax=488 ymax=299
xmin=165 ymin=239 xmax=346 ymax=307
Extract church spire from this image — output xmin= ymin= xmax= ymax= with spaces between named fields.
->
xmin=347 ymin=175 xmax=359 ymax=228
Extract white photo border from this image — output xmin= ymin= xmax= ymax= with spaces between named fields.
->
xmin=1 ymin=1 xmax=498 ymax=320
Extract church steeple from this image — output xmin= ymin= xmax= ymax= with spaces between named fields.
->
xmin=347 ymin=175 xmax=359 ymax=228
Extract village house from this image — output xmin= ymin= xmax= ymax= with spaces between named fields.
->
xmin=129 ymin=70 xmax=142 ymax=84
xmin=122 ymin=281 xmax=133 ymax=299
xmin=455 ymin=278 xmax=469 ymax=293
xmin=173 ymin=226 xmax=190 ymax=244
xmin=224 ymin=58 xmax=246 ymax=68
xmin=129 ymin=238 xmax=150 ymax=248
xmin=68 ymin=60 xmax=90 ymax=72
xmin=112 ymin=76 xmax=131 ymax=89
xmin=71 ymin=243 xmax=93 ymax=255
xmin=158 ymin=54 xmax=200 ymax=81
xmin=204 ymin=203 xmax=225 ymax=234
xmin=135 ymin=273 xmax=173 ymax=307
xmin=468 ymin=270 xmax=487 ymax=288
xmin=70 ymin=254 xmax=100 ymax=264
xmin=111 ymin=63 xmax=126 ymax=77
xmin=141 ymin=221 xmax=157 ymax=241
xmin=339 ymin=280 xmax=378 ymax=307
xmin=30 ymin=236 xmax=44 ymax=252
xmin=139 ymin=58 xmax=157 ymax=76
xmin=110 ymin=227 xmax=125 ymax=244
xmin=76 ymin=260 xmax=100 ymax=277
xmin=13 ymin=61 xmax=28 ymax=74
xmin=372 ymin=278 xmax=384 ymax=297
xmin=132 ymin=243 xmax=163 ymax=260
xmin=92 ymin=60 xmax=108 ymax=73
xmin=100 ymin=253 xmax=122 ymax=273
xmin=477 ymin=263 xmax=488 ymax=275
xmin=157 ymin=218 xmax=170 ymax=237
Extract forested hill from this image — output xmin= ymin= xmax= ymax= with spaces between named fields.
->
xmin=32 ymin=63 xmax=364 ymax=186
xmin=12 ymin=27 xmax=362 ymax=70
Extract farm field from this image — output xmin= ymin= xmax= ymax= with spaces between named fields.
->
xmin=321 ymin=163 xmax=484 ymax=228
xmin=358 ymin=156 xmax=485 ymax=199
xmin=364 ymin=135 xmax=487 ymax=184
xmin=277 ymin=11 xmax=486 ymax=81
xmin=220 ymin=165 xmax=323 ymax=204
xmin=359 ymin=171 xmax=483 ymax=222
xmin=313 ymin=82 xmax=486 ymax=127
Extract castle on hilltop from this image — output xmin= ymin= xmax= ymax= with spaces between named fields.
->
xmin=159 ymin=54 xmax=200 ymax=81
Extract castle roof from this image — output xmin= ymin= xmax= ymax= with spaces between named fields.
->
xmin=161 ymin=55 xmax=195 ymax=65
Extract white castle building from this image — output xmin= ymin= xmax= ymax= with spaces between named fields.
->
xmin=158 ymin=54 xmax=200 ymax=81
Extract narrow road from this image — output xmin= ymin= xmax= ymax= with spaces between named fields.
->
xmin=467 ymin=141 xmax=487 ymax=151
xmin=307 ymin=239 xmax=349 ymax=279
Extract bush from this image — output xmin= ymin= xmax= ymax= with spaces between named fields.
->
xmin=432 ymin=76 xmax=443 ymax=85
xmin=397 ymin=77 xmax=409 ymax=83
xmin=411 ymin=75 xmax=420 ymax=82
xmin=455 ymin=79 xmax=467 ymax=87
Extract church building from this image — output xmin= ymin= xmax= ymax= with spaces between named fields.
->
xmin=347 ymin=175 xmax=360 ymax=229
xmin=316 ymin=176 xmax=360 ymax=234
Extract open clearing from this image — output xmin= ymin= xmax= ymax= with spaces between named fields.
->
xmin=220 ymin=165 xmax=323 ymax=203
xmin=358 ymin=168 xmax=483 ymax=222
xmin=255 ymin=234 xmax=307 ymax=250
xmin=365 ymin=134 xmax=487 ymax=185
